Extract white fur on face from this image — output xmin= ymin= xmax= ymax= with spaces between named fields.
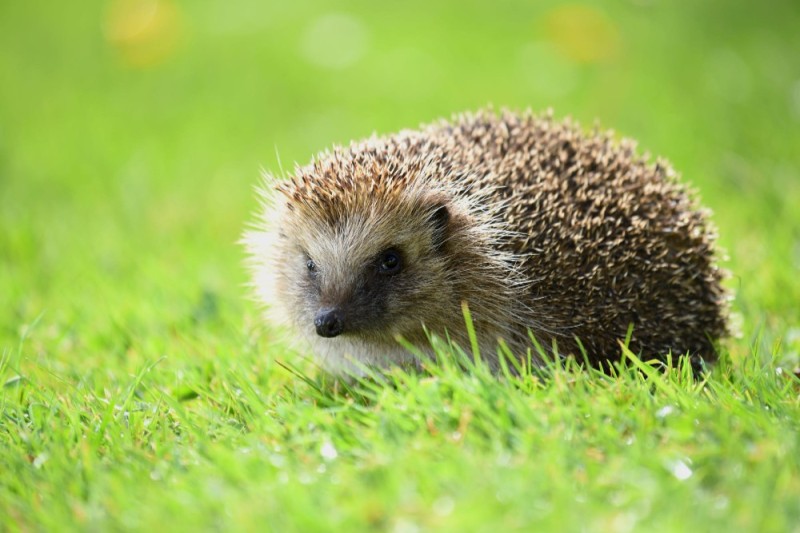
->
xmin=244 ymin=184 xmax=453 ymax=372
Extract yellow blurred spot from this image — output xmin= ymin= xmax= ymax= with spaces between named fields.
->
xmin=544 ymin=4 xmax=620 ymax=64
xmin=104 ymin=0 xmax=184 ymax=68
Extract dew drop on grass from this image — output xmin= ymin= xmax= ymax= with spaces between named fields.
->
xmin=3 ymin=375 xmax=24 ymax=388
xmin=666 ymin=459 xmax=693 ymax=480
xmin=32 ymin=453 xmax=49 ymax=469
xmin=656 ymin=405 xmax=675 ymax=419
xmin=320 ymin=441 xmax=338 ymax=460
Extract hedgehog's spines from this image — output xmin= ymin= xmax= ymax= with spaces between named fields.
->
xmin=248 ymin=108 xmax=729 ymax=373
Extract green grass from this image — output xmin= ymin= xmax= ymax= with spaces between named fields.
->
xmin=2 ymin=0 xmax=799 ymax=531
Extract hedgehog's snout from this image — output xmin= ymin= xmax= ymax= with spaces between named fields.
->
xmin=314 ymin=307 xmax=345 ymax=338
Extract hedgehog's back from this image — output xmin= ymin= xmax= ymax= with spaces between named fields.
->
xmin=421 ymin=110 xmax=729 ymax=366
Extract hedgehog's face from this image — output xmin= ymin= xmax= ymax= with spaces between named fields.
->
xmin=277 ymin=198 xmax=457 ymax=346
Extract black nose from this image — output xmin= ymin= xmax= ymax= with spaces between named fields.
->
xmin=314 ymin=308 xmax=344 ymax=338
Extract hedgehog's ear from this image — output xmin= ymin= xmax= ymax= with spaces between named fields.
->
xmin=429 ymin=202 xmax=450 ymax=252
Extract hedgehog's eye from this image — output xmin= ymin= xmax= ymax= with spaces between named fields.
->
xmin=306 ymin=258 xmax=316 ymax=273
xmin=378 ymin=248 xmax=402 ymax=275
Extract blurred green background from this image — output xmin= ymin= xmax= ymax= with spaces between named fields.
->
xmin=1 ymin=0 xmax=799 ymax=367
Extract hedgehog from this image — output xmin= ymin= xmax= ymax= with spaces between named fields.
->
xmin=243 ymin=109 xmax=728 ymax=375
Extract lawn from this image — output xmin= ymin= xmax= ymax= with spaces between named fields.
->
xmin=1 ymin=0 xmax=799 ymax=531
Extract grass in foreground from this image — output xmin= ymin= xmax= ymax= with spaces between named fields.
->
xmin=2 ymin=328 xmax=799 ymax=531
